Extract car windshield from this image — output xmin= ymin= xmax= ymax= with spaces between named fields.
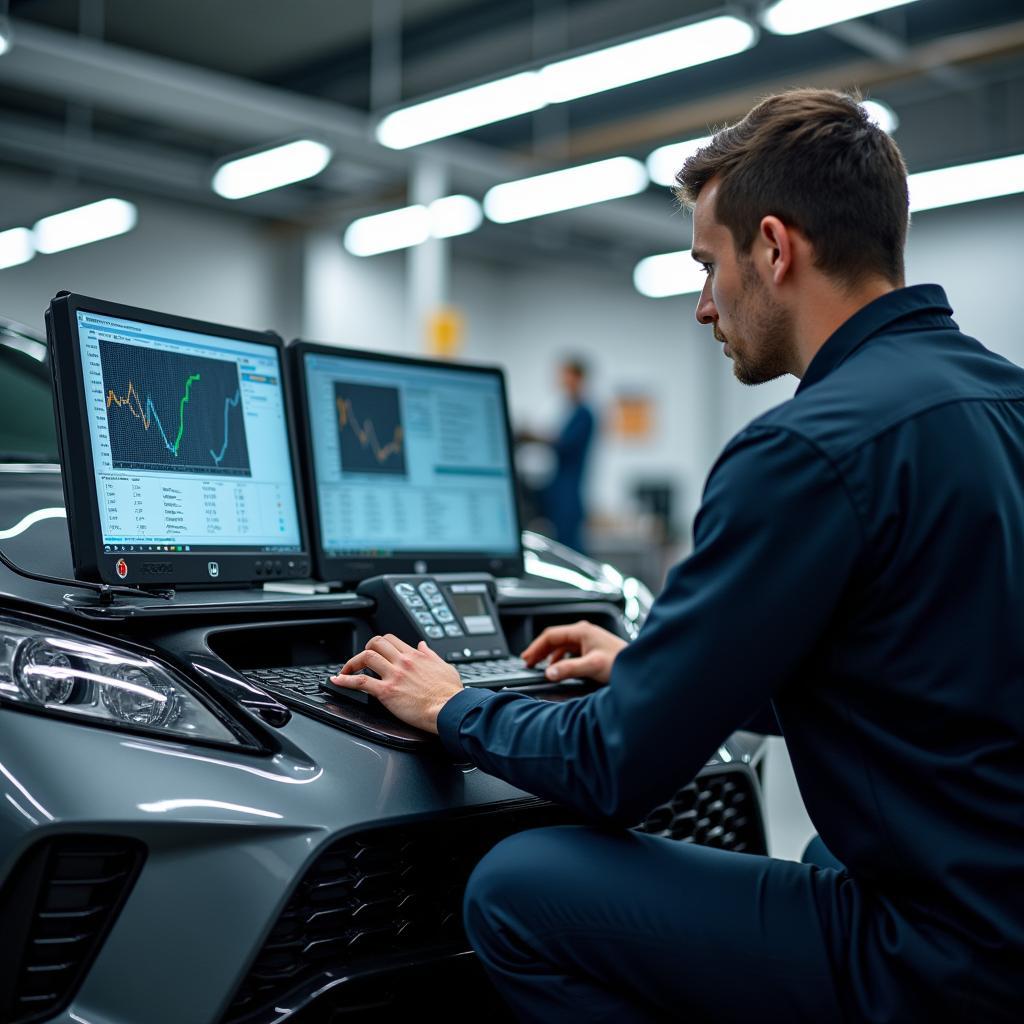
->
xmin=0 ymin=319 xmax=59 ymax=463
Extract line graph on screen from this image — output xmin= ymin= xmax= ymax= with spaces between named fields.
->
xmin=99 ymin=339 xmax=252 ymax=475
xmin=334 ymin=381 xmax=407 ymax=476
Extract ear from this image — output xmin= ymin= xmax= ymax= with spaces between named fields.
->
xmin=758 ymin=216 xmax=794 ymax=286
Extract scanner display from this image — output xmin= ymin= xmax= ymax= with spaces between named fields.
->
xmin=78 ymin=310 xmax=302 ymax=555
xmin=303 ymin=350 xmax=520 ymax=560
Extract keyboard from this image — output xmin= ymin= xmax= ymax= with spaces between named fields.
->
xmin=245 ymin=657 xmax=549 ymax=695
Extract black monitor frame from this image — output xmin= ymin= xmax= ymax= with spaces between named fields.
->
xmin=289 ymin=340 xmax=525 ymax=585
xmin=47 ymin=292 xmax=311 ymax=587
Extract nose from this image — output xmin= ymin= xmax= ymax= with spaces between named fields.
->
xmin=695 ymin=275 xmax=717 ymax=326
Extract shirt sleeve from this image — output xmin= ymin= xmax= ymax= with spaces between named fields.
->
xmin=437 ymin=426 xmax=865 ymax=824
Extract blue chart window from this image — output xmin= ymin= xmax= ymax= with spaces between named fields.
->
xmin=304 ymin=351 xmax=520 ymax=558
xmin=99 ymin=340 xmax=252 ymax=476
xmin=77 ymin=311 xmax=302 ymax=554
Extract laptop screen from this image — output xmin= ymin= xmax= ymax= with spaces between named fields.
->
xmin=298 ymin=345 xmax=522 ymax=580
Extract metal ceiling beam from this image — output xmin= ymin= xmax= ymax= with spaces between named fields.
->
xmin=0 ymin=18 xmax=542 ymax=187
xmin=0 ymin=112 xmax=312 ymax=219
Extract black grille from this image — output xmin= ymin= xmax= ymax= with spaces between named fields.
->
xmin=0 ymin=835 xmax=145 ymax=1024
xmin=635 ymin=768 xmax=765 ymax=852
xmin=225 ymin=767 xmax=764 ymax=1023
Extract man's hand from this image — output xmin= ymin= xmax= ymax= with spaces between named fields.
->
xmin=328 ymin=634 xmax=463 ymax=734
xmin=520 ymin=620 xmax=628 ymax=685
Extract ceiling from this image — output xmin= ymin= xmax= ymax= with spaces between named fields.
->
xmin=2 ymin=0 xmax=1024 ymax=266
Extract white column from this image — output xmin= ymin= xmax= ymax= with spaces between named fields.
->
xmin=405 ymin=157 xmax=450 ymax=352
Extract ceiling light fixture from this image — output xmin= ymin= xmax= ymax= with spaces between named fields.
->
xmin=212 ymin=140 xmax=332 ymax=200
xmin=484 ymin=157 xmax=649 ymax=224
xmin=428 ymin=195 xmax=483 ymax=239
xmin=33 ymin=199 xmax=137 ymax=255
xmin=344 ymin=195 xmax=485 ymax=256
xmin=376 ymin=72 xmax=546 ymax=150
xmin=537 ymin=16 xmax=756 ymax=103
xmin=633 ymin=250 xmax=706 ymax=299
xmin=376 ymin=15 xmax=756 ymax=150
xmin=344 ymin=205 xmax=430 ymax=257
xmin=909 ymin=153 xmax=1024 ymax=213
xmin=761 ymin=0 xmax=920 ymax=36
xmin=0 ymin=227 xmax=34 ymax=270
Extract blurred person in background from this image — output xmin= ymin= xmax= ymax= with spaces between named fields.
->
xmin=538 ymin=356 xmax=596 ymax=553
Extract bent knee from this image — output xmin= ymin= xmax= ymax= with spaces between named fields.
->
xmin=464 ymin=825 xmax=591 ymax=920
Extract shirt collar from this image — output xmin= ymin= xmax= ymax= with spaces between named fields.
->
xmin=796 ymin=284 xmax=955 ymax=394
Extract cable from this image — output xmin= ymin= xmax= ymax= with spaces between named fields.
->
xmin=0 ymin=545 xmax=174 ymax=605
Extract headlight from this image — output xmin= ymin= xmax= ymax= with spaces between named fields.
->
xmin=0 ymin=618 xmax=243 ymax=746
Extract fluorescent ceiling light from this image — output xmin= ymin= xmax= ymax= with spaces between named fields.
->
xmin=377 ymin=72 xmax=546 ymax=150
xmin=212 ymin=140 xmax=331 ymax=199
xmin=909 ymin=153 xmax=1024 ymax=213
xmin=761 ymin=0 xmax=919 ymax=36
xmin=484 ymin=157 xmax=648 ymax=224
xmin=0 ymin=227 xmax=34 ymax=270
xmin=344 ymin=205 xmax=430 ymax=257
xmin=633 ymin=250 xmax=706 ymax=298
xmin=646 ymin=135 xmax=713 ymax=188
xmin=428 ymin=195 xmax=483 ymax=239
xmin=0 ymin=18 xmax=11 ymax=57
xmin=540 ymin=16 xmax=755 ymax=103
xmin=860 ymin=99 xmax=899 ymax=134
xmin=345 ymin=195 xmax=486 ymax=256
xmin=33 ymin=199 xmax=137 ymax=255
xmin=376 ymin=15 xmax=756 ymax=150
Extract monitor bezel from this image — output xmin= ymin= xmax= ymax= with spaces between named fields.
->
xmin=47 ymin=292 xmax=311 ymax=587
xmin=289 ymin=339 xmax=525 ymax=585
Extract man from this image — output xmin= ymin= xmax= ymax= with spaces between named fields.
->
xmin=541 ymin=357 xmax=596 ymax=554
xmin=329 ymin=90 xmax=1024 ymax=1021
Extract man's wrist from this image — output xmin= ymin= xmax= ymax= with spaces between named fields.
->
xmin=426 ymin=686 xmax=465 ymax=735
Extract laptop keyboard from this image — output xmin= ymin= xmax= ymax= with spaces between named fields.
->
xmin=245 ymin=657 xmax=548 ymax=694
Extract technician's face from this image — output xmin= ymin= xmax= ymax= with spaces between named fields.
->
xmin=691 ymin=181 xmax=794 ymax=385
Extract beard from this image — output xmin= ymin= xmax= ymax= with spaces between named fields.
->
xmin=717 ymin=260 xmax=795 ymax=386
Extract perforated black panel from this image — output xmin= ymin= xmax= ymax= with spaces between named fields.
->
xmin=225 ymin=768 xmax=765 ymax=1023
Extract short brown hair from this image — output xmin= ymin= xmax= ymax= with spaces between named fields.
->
xmin=675 ymin=89 xmax=909 ymax=286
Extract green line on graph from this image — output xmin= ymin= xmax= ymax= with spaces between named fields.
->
xmin=172 ymin=373 xmax=201 ymax=454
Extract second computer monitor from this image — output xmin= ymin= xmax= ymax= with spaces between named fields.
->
xmin=292 ymin=342 xmax=523 ymax=584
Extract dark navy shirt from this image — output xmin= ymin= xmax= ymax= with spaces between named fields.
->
xmin=438 ymin=285 xmax=1024 ymax=1014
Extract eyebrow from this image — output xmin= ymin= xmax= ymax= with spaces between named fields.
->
xmin=690 ymin=249 xmax=712 ymax=263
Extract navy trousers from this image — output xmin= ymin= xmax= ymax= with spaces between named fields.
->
xmin=464 ymin=825 xmax=851 ymax=1023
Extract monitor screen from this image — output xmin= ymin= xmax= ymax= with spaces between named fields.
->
xmin=300 ymin=347 xmax=521 ymax=573
xmin=76 ymin=309 xmax=303 ymax=558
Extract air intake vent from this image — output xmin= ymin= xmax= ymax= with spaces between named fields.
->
xmin=635 ymin=768 xmax=765 ymax=852
xmin=0 ymin=835 xmax=145 ymax=1024
xmin=225 ymin=767 xmax=764 ymax=1023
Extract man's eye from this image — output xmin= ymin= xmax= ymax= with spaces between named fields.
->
xmin=700 ymin=262 xmax=713 ymax=275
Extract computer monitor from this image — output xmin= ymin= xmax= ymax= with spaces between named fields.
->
xmin=291 ymin=341 xmax=524 ymax=584
xmin=47 ymin=293 xmax=310 ymax=586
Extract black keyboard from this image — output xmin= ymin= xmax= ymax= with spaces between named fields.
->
xmin=246 ymin=657 xmax=548 ymax=695
xmin=455 ymin=656 xmax=548 ymax=687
